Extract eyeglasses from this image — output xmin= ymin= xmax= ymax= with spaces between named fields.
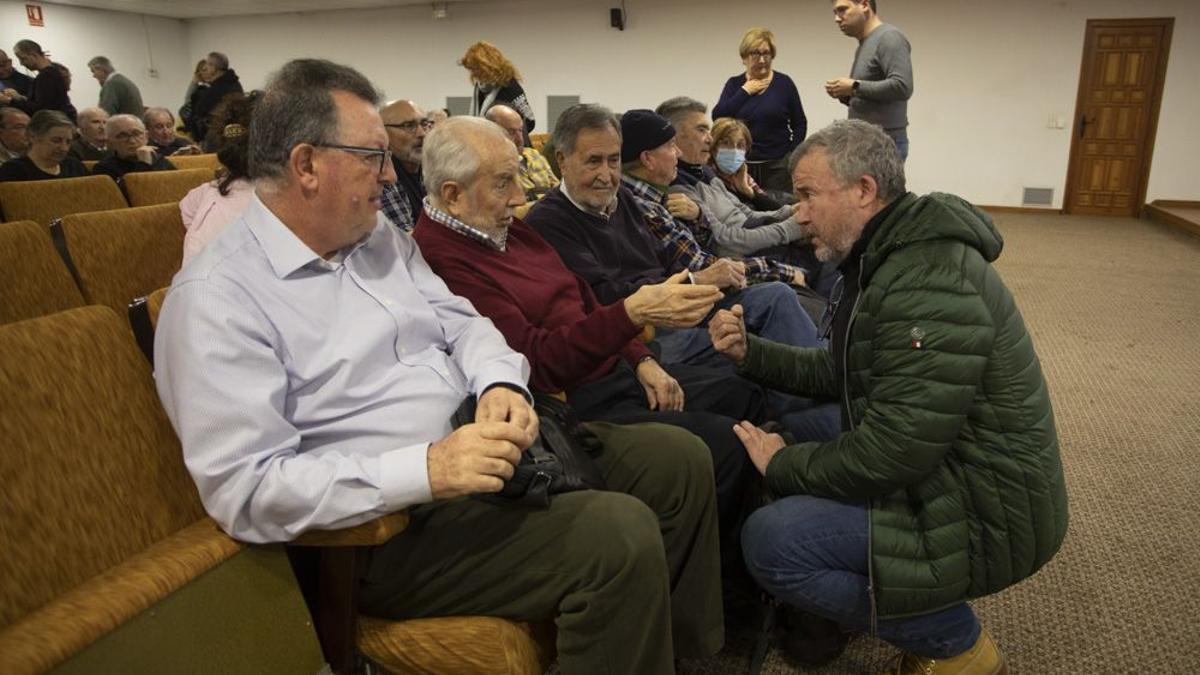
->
xmin=315 ymin=143 xmax=393 ymax=175
xmin=112 ymin=130 xmax=147 ymax=141
xmin=384 ymin=119 xmax=434 ymax=133
xmin=746 ymin=50 xmax=773 ymax=60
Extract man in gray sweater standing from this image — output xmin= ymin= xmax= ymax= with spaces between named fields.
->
xmin=88 ymin=56 xmax=144 ymax=116
xmin=824 ymin=0 xmax=913 ymax=159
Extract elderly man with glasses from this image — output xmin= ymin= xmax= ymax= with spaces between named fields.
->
xmin=155 ymin=59 xmax=723 ymax=675
xmin=92 ymin=113 xmax=176 ymax=183
xmin=378 ymin=99 xmax=430 ymax=231
xmin=0 ymin=106 xmax=30 ymax=164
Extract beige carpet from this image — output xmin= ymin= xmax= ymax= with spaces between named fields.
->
xmin=683 ymin=213 xmax=1200 ymax=674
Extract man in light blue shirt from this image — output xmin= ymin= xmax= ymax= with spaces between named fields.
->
xmin=155 ymin=59 xmax=721 ymax=673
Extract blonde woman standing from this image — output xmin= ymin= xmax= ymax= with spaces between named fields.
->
xmin=713 ymin=28 xmax=807 ymax=196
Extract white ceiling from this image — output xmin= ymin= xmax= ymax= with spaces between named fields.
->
xmin=40 ymin=0 xmax=466 ymax=19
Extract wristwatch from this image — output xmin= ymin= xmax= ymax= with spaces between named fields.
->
xmin=851 ymin=80 xmax=861 ymax=94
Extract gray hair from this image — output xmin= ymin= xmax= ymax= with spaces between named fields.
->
xmin=87 ymin=56 xmax=114 ymax=73
xmin=0 ymin=106 xmax=27 ymax=126
xmin=789 ymin=119 xmax=905 ymax=202
xmin=423 ymin=116 xmax=510 ymax=203
xmin=143 ymin=107 xmax=175 ymax=126
xmin=77 ymin=107 xmax=107 ymax=124
xmin=106 ymin=113 xmax=145 ymax=135
xmin=206 ymin=51 xmax=230 ymax=71
xmin=14 ymin=40 xmax=44 ymax=57
xmin=249 ymin=59 xmax=381 ymax=183
xmin=27 ymin=110 xmax=74 ymax=137
xmin=655 ymin=96 xmax=707 ymax=127
xmin=551 ymin=103 xmax=620 ymax=156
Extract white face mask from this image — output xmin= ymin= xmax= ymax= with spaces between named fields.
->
xmin=715 ymin=148 xmax=746 ymax=174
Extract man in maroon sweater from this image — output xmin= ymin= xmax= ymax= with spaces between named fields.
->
xmin=413 ymin=116 xmax=773 ymax=574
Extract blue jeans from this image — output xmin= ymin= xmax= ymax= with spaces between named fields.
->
xmin=742 ymin=495 xmax=980 ymax=658
xmin=889 ymin=130 xmax=909 ymax=162
xmin=655 ymin=282 xmax=841 ymax=441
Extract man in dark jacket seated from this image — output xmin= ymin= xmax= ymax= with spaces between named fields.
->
xmin=92 ymin=113 xmax=175 ymax=183
xmin=525 ymin=103 xmax=839 ymax=443
xmin=413 ymin=116 xmax=771 ymax=572
xmin=709 ymin=120 xmax=1069 ymax=675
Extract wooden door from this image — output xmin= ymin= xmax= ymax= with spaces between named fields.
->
xmin=1063 ymin=18 xmax=1173 ymax=217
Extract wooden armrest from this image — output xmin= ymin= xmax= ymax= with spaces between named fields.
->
xmin=639 ymin=324 xmax=656 ymax=342
xmin=291 ymin=511 xmax=410 ymax=547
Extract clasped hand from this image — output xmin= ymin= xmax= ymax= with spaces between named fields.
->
xmin=426 ymin=387 xmax=537 ymax=500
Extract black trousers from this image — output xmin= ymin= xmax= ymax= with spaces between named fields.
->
xmin=568 ymin=360 xmax=768 ymax=573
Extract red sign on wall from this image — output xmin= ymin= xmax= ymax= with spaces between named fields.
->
xmin=27 ymin=4 xmax=44 ymax=27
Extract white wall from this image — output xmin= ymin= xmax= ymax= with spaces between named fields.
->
xmin=8 ymin=0 xmax=1197 ymax=206
xmin=1 ymin=0 xmax=190 ymax=113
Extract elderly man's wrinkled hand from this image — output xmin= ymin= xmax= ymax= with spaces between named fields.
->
xmin=426 ymin=422 xmax=528 ymax=499
xmin=708 ymin=304 xmax=748 ymax=365
xmin=475 ymin=385 xmax=538 ymax=440
xmin=666 ymin=193 xmax=701 ymax=221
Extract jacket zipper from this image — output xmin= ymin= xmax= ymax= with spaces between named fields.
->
xmin=842 ymin=264 xmax=877 ymax=636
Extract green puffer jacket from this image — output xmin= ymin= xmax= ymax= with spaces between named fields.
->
xmin=741 ymin=192 xmax=1069 ymax=619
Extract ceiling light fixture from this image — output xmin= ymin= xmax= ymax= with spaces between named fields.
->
xmin=432 ymin=2 xmax=449 ymax=20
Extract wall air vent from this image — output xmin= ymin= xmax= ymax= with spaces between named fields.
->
xmin=1022 ymin=187 xmax=1054 ymax=206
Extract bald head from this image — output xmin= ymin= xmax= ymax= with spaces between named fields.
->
xmin=380 ymin=99 xmax=427 ymax=169
xmin=77 ymin=107 xmax=109 ymax=146
xmin=484 ymin=105 xmax=525 ymax=150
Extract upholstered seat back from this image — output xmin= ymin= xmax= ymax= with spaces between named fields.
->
xmin=166 ymin=153 xmax=222 ymax=173
xmin=124 ymin=168 xmax=216 ymax=207
xmin=0 ymin=220 xmax=85 ymax=325
xmin=57 ymin=205 xmax=184 ymax=312
xmin=0 ymin=306 xmax=206 ymax=629
xmin=0 ymin=175 xmax=127 ymax=226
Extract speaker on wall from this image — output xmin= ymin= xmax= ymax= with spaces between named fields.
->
xmin=610 ymin=7 xmax=625 ymax=31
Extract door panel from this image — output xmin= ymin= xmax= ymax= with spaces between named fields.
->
xmin=1064 ymin=19 xmax=1172 ymax=217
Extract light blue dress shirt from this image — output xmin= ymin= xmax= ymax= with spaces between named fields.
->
xmin=154 ymin=195 xmax=530 ymax=543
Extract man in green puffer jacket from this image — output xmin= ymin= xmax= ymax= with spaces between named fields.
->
xmin=709 ymin=119 xmax=1068 ymax=675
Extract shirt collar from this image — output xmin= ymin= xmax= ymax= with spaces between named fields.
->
xmin=422 ymin=197 xmax=508 ymax=251
xmin=560 ymin=181 xmax=618 ymax=218
xmin=621 ymin=173 xmax=667 ymax=204
xmin=244 ymin=193 xmax=377 ymax=278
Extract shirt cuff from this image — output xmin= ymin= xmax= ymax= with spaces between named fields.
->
xmin=379 ymin=442 xmax=435 ymax=508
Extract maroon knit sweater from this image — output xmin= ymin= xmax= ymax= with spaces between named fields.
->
xmin=413 ymin=212 xmax=652 ymax=393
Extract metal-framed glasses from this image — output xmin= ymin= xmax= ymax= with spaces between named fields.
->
xmin=384 ymin=119 xmax=434 ymax=133
xmin=746 ymin=50 xmax=773 ymax=60
xmin=315 ymin=144 xmax=392 ymax=175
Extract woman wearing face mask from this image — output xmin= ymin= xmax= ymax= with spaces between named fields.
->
xmin=709 ymin=117 xmax=783 ymax=210
xmin=706 ymin=116 xmax=840 ymax=298
xmin=713 ymin=28 xmax=806 ymax=199
xmin=0 ymin=109 xmax=87 ymax=181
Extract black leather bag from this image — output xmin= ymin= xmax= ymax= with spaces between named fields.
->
xmin=450 ymin=392 xmax=605 ymax=508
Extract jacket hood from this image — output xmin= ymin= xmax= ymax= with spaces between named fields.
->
xmin=862 ymin=192 xmax=1003 ymax=279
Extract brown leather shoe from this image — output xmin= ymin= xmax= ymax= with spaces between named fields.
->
xmin=880 ymin=628 xmax=1007 ymax=675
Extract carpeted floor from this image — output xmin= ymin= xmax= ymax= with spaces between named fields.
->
xmin=681 ymin=213 xmax=1200 ymax=674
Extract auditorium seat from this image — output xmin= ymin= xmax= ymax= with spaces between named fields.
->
xmin=166 ymin=153 xmax=221 ymax=172
xmin=124 ymin=168 xmax=215 ymax=207
xmin=0 ymin=306 xmax=325 ymax=674
xmin=52 ymin=204 xmax=184 ymax=313
xmin=0 ymin=175 xmax=127 ymax=227
xmin=136 ymin=297 xmax=558 ymax=674
xmin=0 ymin=220 xmax=85 ymax=325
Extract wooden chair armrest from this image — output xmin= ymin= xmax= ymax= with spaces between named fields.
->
xmin=291 ymin=511 xmax=410 ymax=547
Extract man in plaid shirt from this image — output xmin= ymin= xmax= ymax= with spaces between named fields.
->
xmin=619 ymin=111 xmax=804 ymax=288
